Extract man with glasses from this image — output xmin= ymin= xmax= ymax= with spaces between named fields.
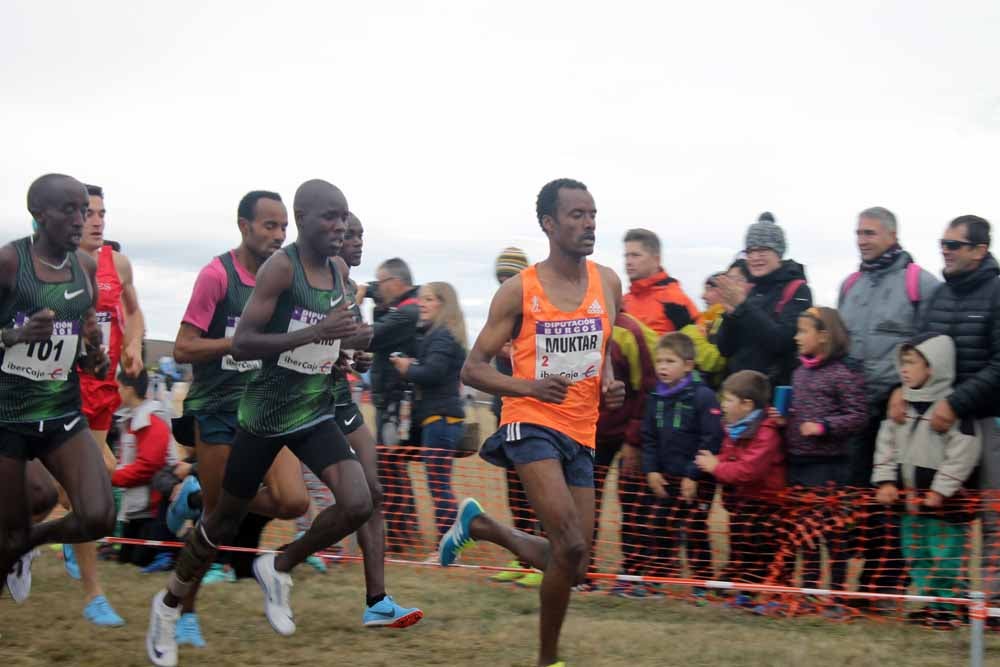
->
xmin=838 ymin=207 xmax=939 ymax=614
xmin=905 ymin=215 xmax=1000 ymax=622
xmin=366 ymin=258 xmax=420 ymax=551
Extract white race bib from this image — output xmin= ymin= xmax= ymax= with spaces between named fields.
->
xmin=2 ymin=313 xmax=80 ymax=382
xmin=96 ymin=311 xmax=112 ymax=354
xmin=534 ymin=317 xmax=604 ymax=383
xmin=221 ymin=316 xmax=262 ymax=372
xmin=277 ymin=307 xmax=341 ymax=375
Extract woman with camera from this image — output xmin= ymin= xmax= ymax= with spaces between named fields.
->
xmin=389 ymin=282 xmax=467 ymax=539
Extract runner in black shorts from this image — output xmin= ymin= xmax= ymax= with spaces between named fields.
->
xmin=167 ymin=190 xmax=311 ymax=647
xmin=329 ymin=213 xmax=423 ymax=627
xmin=147 ymin=180 xmax=378 ymax=667
xmin=0 ymin=174 xmax=115 ymax=604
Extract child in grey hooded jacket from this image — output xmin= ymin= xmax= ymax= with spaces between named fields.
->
xmin=872 ymin=333 xmax=980 ymax=627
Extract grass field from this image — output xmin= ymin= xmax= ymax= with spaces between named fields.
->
xmin=2 ymin=549 xmax=998 ymax=667
xmin=5 ymin=404 xmax=1000 ymax=666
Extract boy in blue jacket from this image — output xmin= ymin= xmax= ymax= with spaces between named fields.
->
xmin=641 ymin=332 xmax=724 ymax=599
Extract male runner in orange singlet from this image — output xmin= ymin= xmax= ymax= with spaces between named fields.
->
xmin=439 ymin=178 xmax=625 ymax=667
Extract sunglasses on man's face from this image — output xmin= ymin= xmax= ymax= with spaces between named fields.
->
xmin=940 ymin=239 xmax=979 ymax=251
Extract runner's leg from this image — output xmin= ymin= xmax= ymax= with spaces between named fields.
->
xmin=257 ymin=446 xmax=309 ymax=520
xmin=164 ymin=427 xmax=286 ymax=608
xmin=0 ymin=455 xmax=30 ymax=580
xmin=511 ymin=460 xmax=587 ymax=667
xmin=180 ymin=427 xmax=308 ymax=614
xmin=29 ymin=431 xmax=115 ymax=549
xmin=274 ymin=457 xmax=372 ymax=573
xmin=27 ymin=460 xmax=59 ymax=522
xmin=73 ymin=429 xmax=115 ymax=603
xmin=350 ymin=424 xmax=387 ymax=597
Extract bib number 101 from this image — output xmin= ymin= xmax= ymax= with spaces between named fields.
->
xmin=25 ymin=339 xmax=66 ymax=362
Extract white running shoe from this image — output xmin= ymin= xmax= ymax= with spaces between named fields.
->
xmin=5 ymin=549 xmax=39 ymax=604
xmin=146 ymin=590 xmax=180 ymax=667
xmin=253 ymin=553 xmax=295 ymax=636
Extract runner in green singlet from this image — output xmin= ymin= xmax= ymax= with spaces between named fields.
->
xmin=147 ymin=180 xmax=377 ymax=667
xmin=327 ymin=213 xmax=423 ymax=627
xmin=0 ymin=173 xmax=114 ymax=604
xmin=168 ymin=190 xmax=311 ymax=648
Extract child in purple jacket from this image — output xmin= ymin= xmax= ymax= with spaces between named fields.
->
xmin=781 ymin=307 xmax=868 ymax=605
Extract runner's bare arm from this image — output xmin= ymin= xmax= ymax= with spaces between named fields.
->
xmin=114 ymin=252 xmax=146 ymax=375
xmin=173 ymin=322 xmax=232 ymax=364
xmin=173 ymin=258 xmax=234 ymax=363
xmin=231 ymin=251 xmax=356 ymax=360
xmin=461 ymin=277 xmax=530 ymax=396
xmin=0 ymin=245 xmax=27 ymax=346
xmin=461 ymin=275 xmax=570 ymax=403
xmin=0 ymin=244 xmax=17 ymax=304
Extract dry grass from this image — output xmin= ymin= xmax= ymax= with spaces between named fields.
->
xmin=2 ymin=554 xmax=998 ymax=667
xmin=5 ymin=404 xmax=998 ymax=666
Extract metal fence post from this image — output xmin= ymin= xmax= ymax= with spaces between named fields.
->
xmin=970 ymin=591 xmax=985 ymax=667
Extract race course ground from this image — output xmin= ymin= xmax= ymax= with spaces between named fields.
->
xmin=3 ymin=553 xmax=998 ymax=667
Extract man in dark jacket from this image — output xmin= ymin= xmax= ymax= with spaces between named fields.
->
xmin=371 ymin=258 xmax=421 ymax=417
xmin=368 ymin=257 xmax=420 ymax=550
xmin=715 ymin=212 xmax=813 ymax=388
xmin=916 ymin=215 xmax=1000 ymax=611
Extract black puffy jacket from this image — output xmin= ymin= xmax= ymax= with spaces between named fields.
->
xmin=405 ymin=324 xmax=467 ymax=424
xmin=716 ymin=260 xmax=813 ymax=388
xmin=920 ymin=254 xmax=1000 ymax=418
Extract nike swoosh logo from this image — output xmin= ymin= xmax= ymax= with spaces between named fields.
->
xmin=370 ymin=609 xmax=396 ymax=618
xmin=344 ymin=415 xmax=357 ymax=426
xmin=64 ymin=289 xmax=85 ymax=300
xmin=330 ymin=294 xmax=344 ymax=308
xmin=63 ymin=416 xmax=82 ymax=431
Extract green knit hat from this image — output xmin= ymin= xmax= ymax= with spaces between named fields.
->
xmin=495 ymin=247 xmax=529 ymax=283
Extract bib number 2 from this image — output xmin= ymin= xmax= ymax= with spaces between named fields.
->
xmin=534 ymin=317 xmax=604 ymax=383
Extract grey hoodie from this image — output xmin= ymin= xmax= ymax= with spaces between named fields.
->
xmin=871 ymin=334 xmax=980 ymax=497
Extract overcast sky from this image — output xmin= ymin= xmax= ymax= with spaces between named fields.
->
xmin=3 ymin=1 xmax=998 ymax=340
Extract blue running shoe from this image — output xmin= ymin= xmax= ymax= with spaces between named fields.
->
xmin=63 ymin=543 xmax=81 ymax=580
xmin=295 ymin=531 xmax=328 ymax=573
xmin=611 ymin=580 xmax=633 ymax=598
xmin=438 ymin=498 xmax=484 ymax=567
xmin=202 ymin=563 xmax=236 ymax=585
xmin=167 ymin=476 xmax=202 ymax=535
xmin=726 ymin=593 xmax=756 ymax=610
xmin=84 ymin=595 xmax=125 ymax=627
xmin=141 ymin=553 xmax=175 ymax=574
xmin=362 ymin=595 xmax=424 ymax=628
xmin=175 ymin=612 xmax=206 ymax=647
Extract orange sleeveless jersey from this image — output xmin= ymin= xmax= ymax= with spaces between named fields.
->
xmin=501 ymin=261 xmax=611 ymax=448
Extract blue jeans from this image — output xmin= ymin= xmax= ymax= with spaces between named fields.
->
xmin=422 ymin=419 xmax=462 ymax=536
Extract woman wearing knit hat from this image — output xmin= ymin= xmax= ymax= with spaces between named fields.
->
xmin=714 ymin=212 xmax=813 ymax=389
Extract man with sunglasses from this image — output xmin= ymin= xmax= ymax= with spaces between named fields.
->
xmin=837 ymin=206 xmax=940 ymax=614
xmin=912 ymin=215 xmax=1000 ymax=622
